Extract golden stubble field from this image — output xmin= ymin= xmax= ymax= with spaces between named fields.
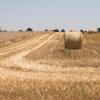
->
xmin=0 ymin=31 xmax=100 ymax=100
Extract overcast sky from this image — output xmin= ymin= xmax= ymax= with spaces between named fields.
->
xmin=0 ymin=0 xmax=100 ymax=31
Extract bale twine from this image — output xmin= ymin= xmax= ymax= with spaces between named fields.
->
xmin=65 ymin=32 xmax=83 ymax=49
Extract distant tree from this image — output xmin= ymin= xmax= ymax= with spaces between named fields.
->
xmin=27 ymin=28 xmax=33 ymax=31
xmin=61 ymin=29 xmax=65 ymax=32
xmin=19 ymin=30 xmax=23 ymax=32
xmin=97 ymin=28 xmax=100 ymax=32
xmin=45 ymin=29 xmax=48 ymax=31
xmin=0 ymin=27 xmax=2 ymax=32
xmin=3 ymin=30 xmax=7 ymax=32
xmin=80 ymin=29 xmax=84 ymax=33
xmin=51 ymin=29 xmax=59 ymax=32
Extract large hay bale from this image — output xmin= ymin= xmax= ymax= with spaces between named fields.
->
xmin=65 ymin=32 xmax=83 ymax=49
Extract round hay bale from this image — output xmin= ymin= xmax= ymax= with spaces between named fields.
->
xmin=65 ymin=32 xmax=83 ymax=49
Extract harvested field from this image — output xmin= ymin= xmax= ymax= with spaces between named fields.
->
xmin=0 ymin=31 xmax=48 ymax=47
xmin=0 ymin=31 xmax=100 ymax=100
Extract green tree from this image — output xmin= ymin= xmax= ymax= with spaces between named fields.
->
xmin=97 ymin=28 xmax=100 ymax=32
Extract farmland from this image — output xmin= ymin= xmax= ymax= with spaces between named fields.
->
xmin=0 ymin=31 xmax=100 ymax=100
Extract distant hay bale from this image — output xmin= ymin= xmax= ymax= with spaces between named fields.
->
xmin=65 ymin=32 xmax=83 ymax=49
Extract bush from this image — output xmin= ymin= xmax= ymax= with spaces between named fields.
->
xmin=97 ymin=28 xmax=100 ymax=32
xmin=51 ymin=29 xmax=59 ymax=32
xmin=27 ymin=28 xmax=33 ymax=31
xmin=19 ymin=30 xmax=23 ymax=32
xmin=61 ymin=29 xmax=65 ymax=32
xmin=80 ymin=29 xmax=84 ymax=33
xmin=45 ymin=29 xmax=48 ymax=31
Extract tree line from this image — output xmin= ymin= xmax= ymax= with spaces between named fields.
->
xmin=0 ymin=27 xmax=100 ymax=32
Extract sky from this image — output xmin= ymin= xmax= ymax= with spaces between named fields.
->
xmin=0 ymin=0 xmax=100 ymax=31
